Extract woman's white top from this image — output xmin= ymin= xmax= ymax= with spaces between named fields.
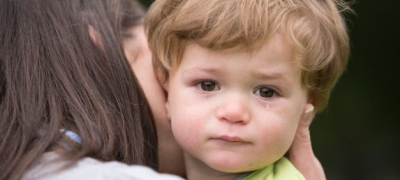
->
xmin=23 ymin=152 xmax=184 ymax=180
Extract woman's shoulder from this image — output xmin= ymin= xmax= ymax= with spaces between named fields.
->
xmin=23 ymin=152 xmax=184 ymax=180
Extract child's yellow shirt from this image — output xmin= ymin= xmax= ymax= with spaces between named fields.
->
xmin=241 ymin=157 xmax=306 ymax=180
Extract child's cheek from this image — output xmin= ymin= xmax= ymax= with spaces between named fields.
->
xmin=170 ymin=104 xmax=203 ymax=152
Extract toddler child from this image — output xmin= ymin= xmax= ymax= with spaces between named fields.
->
xmin=145 ymin=0 xmax=351 ymax=179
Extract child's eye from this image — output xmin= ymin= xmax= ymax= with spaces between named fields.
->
xmin=254 ymin=86 xmax=277 ymax=98
xmin=196 ymin=81 xmax=220 ymax=91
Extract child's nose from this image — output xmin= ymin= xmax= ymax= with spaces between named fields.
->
xmin=216 ymin=99 xmax=250 ymax=124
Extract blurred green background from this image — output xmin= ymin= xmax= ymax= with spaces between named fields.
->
xmin=139 ymin=0 xmax=400 ymax=179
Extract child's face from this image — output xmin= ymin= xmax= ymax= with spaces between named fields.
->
xmin=167 ymin=33 xmax=310 ymax=172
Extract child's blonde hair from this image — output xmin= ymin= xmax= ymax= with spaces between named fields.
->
xmin=145 ymin=0 xmax=352 ymax=112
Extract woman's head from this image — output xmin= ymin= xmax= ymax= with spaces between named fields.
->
xmin=119 ymin=0 xmax=169 ymax=138
xmin=119 ymin=1 xmax=186 ymax=175
xmin=0 ymin=0 xmax=157 ymax=179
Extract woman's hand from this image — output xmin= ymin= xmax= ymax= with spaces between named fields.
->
xmin=287 ymin=113 xmax=326 ymax=180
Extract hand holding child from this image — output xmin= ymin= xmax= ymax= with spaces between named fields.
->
xmin=287 ymin=109 xmax=327 ymax=180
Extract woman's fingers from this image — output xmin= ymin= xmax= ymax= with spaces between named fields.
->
xmin=287 ymin=112 xmax=326 ymax=180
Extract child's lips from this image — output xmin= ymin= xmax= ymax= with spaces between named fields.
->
xmin=216 ymin=135 xmax=245 ymax=142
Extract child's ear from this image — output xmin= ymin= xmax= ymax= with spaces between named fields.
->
xmin=157 ymin=68 xmax=170 ymax=119
xmin=163 ymin=79 xmax=170 ymax=120
xmin=161 ymin=80 xmax=169 ymax=92
xmin=156 ymin=68 xmax=169 ymax=92
xmin=165 ymin=100 xmax=170 ymax=120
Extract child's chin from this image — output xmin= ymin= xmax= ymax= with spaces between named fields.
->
xmin=205 ymin=157 xmax=258 ymax=173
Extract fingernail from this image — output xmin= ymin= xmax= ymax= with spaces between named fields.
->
xmin=305 ymin=105 xmax=314 ymax=114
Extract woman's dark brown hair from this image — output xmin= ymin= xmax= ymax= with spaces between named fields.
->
xmin=0 ymin=0 xmax=157 ymax=179
xmin=119 ymin=0 xmax=147 ymax=38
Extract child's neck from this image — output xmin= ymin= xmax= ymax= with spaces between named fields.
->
xmin=184 ymin=153 xmax=243 ymax=180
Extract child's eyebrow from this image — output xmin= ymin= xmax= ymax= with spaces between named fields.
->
xmin=251 ymin=70 xmax=294 ymax=86
xmin=181 ymin=66 xmax=221 ymax=77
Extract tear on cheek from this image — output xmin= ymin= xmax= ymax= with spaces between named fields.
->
xmin=265 ymin=103 xmax=271 ymax=111
xmin=200 ymin=110 xmax=209 ymax=119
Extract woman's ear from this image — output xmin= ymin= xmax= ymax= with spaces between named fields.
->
xmin=88 ymin=25 xmax=103 ymax=48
